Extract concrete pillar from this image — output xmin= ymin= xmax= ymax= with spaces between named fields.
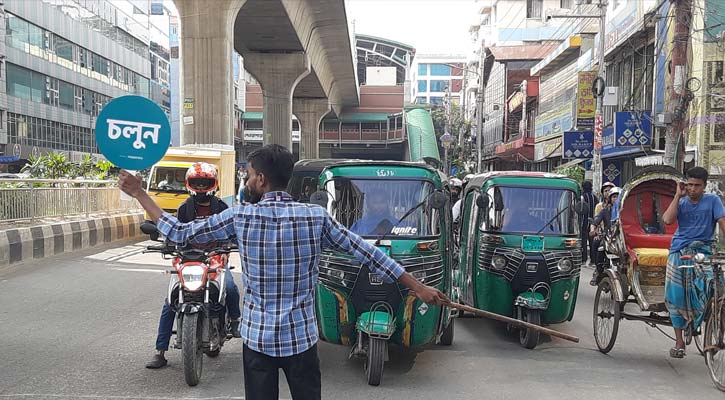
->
xmin=174 ymin=0 xmax=245 ymax=146
xmin=293 ymin=98 xmax=330 ymax=159
xmin=244 ymin=53 xmax=310 ymax=149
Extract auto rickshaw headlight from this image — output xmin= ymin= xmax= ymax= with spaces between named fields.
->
xmin=558 ymin=258 xmax=573 ymax=272
xmin=492 ymin=255 xmax=507 ymax=270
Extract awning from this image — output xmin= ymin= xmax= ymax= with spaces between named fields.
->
xmin=242 ymin=111 xmax=263 ymax=121
xmin=530 ymin=35 xmax=582 ymax=76
xmin=339 ymin=113 xmax=390 ymax=123
xmin=0 ymin=155 xmax=20 ymax=164
xmin=556 ymin=158 xmax=585 ymax=170
xmin=495 ymin=137 xmax=535 ymax=162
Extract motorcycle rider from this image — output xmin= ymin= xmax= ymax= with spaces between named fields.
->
xmin=146 ymin=162 xmax=242 ymax=369
xmin=589 ymin=186 xmax=622 ymax=286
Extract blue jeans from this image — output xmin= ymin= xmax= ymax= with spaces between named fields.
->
xmin=155 ymin=265 xmax=241 ymax=351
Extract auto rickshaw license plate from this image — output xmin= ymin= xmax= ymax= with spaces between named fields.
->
xmin=522 ymin=236 xmax=544 ymax=252
xmin=369 ymin=273 xmax=384 ymax=285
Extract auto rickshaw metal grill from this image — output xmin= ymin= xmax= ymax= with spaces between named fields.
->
xmin=318 ymin=251 xmax=445 ymax=294
xmin=478 ymin=244 xmax=581 ymax=283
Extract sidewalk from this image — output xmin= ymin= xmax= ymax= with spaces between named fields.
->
xmin=0 ymin=212 xmax=145 ymax=267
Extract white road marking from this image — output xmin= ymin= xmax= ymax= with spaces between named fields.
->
xmin=0 ymin=396 xmax=254 ymax=400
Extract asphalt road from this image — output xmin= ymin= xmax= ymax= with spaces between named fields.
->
xmin=0 ymin=240 xmax=723 ymax=400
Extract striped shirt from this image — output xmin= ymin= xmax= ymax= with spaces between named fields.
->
xmin=156 ymin=191 xmax=405 ymax=357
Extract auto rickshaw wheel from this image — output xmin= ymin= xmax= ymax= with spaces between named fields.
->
xmin=439 ymin=317 xmax=454 ymax=346
xmin=519 ymin=308 xmax=540 ymax=349
xmin=593 ymin=277 xmax=620 ymax=354
xmin=365 ymin=337 xmax=386 ymax=386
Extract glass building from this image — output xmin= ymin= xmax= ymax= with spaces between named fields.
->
xmin=0 ymin=0 xmax=170 ymax=163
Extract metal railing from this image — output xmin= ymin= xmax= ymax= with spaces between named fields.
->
xmin=0 ymin=178 xmax=141 ymax=223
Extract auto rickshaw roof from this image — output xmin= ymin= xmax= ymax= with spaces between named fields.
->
xmin=467 ymin=171 xmax=569 ymax=184
xmin=292 ymin=159 xmax=365 ymax=174
xmin=322 ymin=159 xmax=444 ymax=177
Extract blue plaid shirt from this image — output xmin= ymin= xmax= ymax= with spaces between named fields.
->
xmin=156 ymin=191 xmax=405 ymax=357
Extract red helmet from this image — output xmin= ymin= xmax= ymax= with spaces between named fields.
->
xmin=185 ymin=162 xmax=219 ymax=196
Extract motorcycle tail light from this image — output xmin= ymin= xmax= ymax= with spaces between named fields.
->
xmin=180 ymin=264 xmax=206 ymax=291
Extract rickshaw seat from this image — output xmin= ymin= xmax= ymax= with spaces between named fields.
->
xmin=631 ymin=247 xmax=669 ymax=267
xmin=619 ymin=183 xmax=677 ymax=266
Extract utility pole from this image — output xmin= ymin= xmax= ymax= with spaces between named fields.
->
xmin=591 ymin=0 xmax=608 ymax=195
xmin=459 ymin=69 xmax=468 ymax=150
xmin=663 ymin=0 xmax=692 ymax=169
xmin=476 ymin=48 xmax=486 ymax=173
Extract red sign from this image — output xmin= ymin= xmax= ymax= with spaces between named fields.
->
xmin=593 ymin=114 xmax=603 ymax=150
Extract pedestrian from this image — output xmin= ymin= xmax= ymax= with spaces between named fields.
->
xmin=119 ymin=144 xmax=449 ymax=399
xmin=580 ymin=180 xmax=598 ymax=266
xmin=663 ymin=166 xmax=725 ymax=359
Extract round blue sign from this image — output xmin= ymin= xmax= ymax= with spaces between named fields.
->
xmin=95 ymin=95 xmax=171 ymax=170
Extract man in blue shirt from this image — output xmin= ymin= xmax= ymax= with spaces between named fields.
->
xmin=663 ymin=166 xmax=725 ymax=358
xmin=119 ymin=145 xmax=448 ymax=400
xmin=350 ymin=190 xmax=397 ymax=236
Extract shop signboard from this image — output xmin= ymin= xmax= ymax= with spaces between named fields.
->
xmin=576 ymin=71 xmax=597 ymax=129
xmin=614 ymin=111 xmax=652 ymax=147
xmin=563 ymin=130 xmax=593 ymax=159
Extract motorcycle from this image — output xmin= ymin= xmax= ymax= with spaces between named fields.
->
xmin=140 ymin=222 xmax=236 ymax=386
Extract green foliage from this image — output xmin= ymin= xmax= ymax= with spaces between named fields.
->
xmin=430 ymin=103 xmax=473 ymax=177
xmin=555 ymin=164 xmax=586 ymax=183
xmin=19 ymin=152 xmax=118 ymax=180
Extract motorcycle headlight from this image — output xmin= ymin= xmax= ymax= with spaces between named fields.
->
xmin=558 ymin=258 xmax=573 ymax=272
xmin=181 ymin=264 xmax=205 ymax=291
xmin=492 ymin=255 xmax=507 ymax=270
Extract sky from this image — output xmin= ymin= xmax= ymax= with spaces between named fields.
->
xmin=345 ymin=0 xmax=480 ymax=56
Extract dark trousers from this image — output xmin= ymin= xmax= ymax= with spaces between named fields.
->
xmin=581 ymin=227 xmax=594 ymax=262
xmin=243 ymin=343 xmax=321 ymax=400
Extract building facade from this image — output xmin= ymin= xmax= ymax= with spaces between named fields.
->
xmin=411 ymin=55 xmax=466 ymax=106
xmin=0 ymin=0 xmax=172 ymax=168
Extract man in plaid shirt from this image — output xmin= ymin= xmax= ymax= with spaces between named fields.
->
xmin=119 ymin=145 xmax=449 ymax=400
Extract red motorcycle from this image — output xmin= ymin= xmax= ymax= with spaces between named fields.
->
xmin=141 ymin=222 xmax=236 ymax=386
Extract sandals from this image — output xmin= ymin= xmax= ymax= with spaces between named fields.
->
xmin=669 ymin=347 xmax=686 ymax=358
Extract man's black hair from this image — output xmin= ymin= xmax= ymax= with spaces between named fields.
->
xmin=582 ymin=181 xmax=593 ymax=191
xmin=686 ymin=166 xmax=708 ymax=184
xmin=247 ymin=144 xmax=294 ymax=189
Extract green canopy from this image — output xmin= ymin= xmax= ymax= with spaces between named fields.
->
xmin=405 ymin=108 xmax=440 ymax=162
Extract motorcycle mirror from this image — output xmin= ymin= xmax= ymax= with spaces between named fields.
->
xmin=428 ymin=190 xmax=447 ymax=210
xmin=309 ymin=191 xmax=329 ymax=208
xmin=574 ymin=200 xmax=589 ymax=216
xmin=140 ymin=221 xmax=158 ymax=235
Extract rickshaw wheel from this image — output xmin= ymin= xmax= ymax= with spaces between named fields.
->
xmin=704 ymin=301 xmax=725 ymax=391
xmin=365 ymin=337 xmax=386 ymax=386
xmin=519 ymin=309 xmax=540 ymax=349
xmin=593 ymin=277 xmax=620 ymax=354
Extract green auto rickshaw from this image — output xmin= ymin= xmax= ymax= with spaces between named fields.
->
xmin=310 ymin=160 xmax=454 ymax=386
xmin=455 ymin=171 xmax=587 ymax=349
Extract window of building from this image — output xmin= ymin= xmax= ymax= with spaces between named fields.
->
xmin=6 ymin=14 xmax=29 ymax=49
xmin=527 ymin=0 xmax=543 ymax=18
xmin=6 ymin=63 xmax=32 ymax=100
xmin=560 ymin=0 xmax=573 ymax=9
xmin=429 ymin=80 xmax=449 ymax=92
xmin=430 ymin=97 xmax=444 ymax=106
xmin=58 ymin=81 xmax=75 ymax=110
xmin=418 ymin=63 xmax=428 ymax=76
xmin=245 ymin=120 xmax=263 ymax=130
xmin=30 ymin=70 xmax=45 ymax=103
xmin=54 ymin=35 xmax=74 ymax=62
xmin=416 ymin=96 xmax=427 ymax=104
xmin=418 ymin=80 xmax=427 ymax=92
xmin=430 ymin=64 xmax=451 ymax=76
xmin=28 ymin=23 xmax=43 ymax=49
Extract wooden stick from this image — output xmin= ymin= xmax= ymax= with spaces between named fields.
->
xmin=446 ymin=302 xmax=580 ymax=343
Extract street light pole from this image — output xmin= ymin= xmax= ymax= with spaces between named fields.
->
xmin=592 ymin=0 xmax=608 ymax=195
xmin=476 ymin=48 xmax=487 ymax=173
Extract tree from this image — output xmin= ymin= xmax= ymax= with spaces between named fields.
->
xmin=430 ymin=103 xmax=472 ymax=178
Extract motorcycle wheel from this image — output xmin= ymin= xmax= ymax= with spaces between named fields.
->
xmin=365 ymin=337 xmax=385 ymax=386
xmin=182 ymin=313 xmax=204 ymax=386
xmin=519 ymin=308 xmax=541 ymax=349
xmin=205 ymin=318 xmax=223 ymax=358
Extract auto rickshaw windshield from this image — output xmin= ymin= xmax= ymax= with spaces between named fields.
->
xmin=483 ymin=186 xmax=579 ymax=235
xmin=325 ymin=178 xmax=440 ymax=238
xmin=149 ymin=167 xmax=188 ymax=193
